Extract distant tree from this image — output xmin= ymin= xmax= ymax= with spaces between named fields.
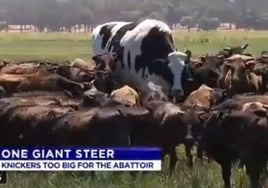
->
xmin=198 ymin=16 xmax=220 ymax=31
xmin=180 ymin=16 xmax=195 ymax=31
xmin=166 ymin=4 xmax=187 ymax=26
xmin=0 ymin=21 xmax=8 ymax=32
xmin=119 ymin=10 xmax=142 ymax=22
xmin=0 ymin=0 xmax=268 ymax=32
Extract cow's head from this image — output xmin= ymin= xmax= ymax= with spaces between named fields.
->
xmin=167 ymin=51 xmax=188 ymax=97
xmin=182 ymin=110 xmax=206 ymax=146
xmin=92 ymin=52 xmax=118 ymax=72
xmin=142 ymin=82 xmax=169 ymax=104
xmin=92 ymin=52 xmax=119 ymax=93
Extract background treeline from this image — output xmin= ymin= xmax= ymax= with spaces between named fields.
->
xmin=0 ymin=0 xmax=268 ymax=32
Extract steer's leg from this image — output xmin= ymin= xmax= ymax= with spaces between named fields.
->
xmin=245 ymin=158 xmax=264 ymax=188
xmin=185 ymin=144 xmax=193 ymax=168
xmin=221 ymin=160 xmax=232 ymax=188
xmin=196 ymin=145 xmax=203 ymax=163
xmin=169 ymin=149 xmax=177 ymax=175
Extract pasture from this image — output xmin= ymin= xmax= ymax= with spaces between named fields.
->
xmin=0 ymin=30 xmax=268 ymax=188
xmin=0 ymin=30 xmax=268 ymax=62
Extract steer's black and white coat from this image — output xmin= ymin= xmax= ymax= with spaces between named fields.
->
xmin=92 ymin=19 xmax=188 ymax=98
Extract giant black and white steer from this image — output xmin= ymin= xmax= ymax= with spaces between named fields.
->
xmin=92 ymin=19 xmax=190 ymax=99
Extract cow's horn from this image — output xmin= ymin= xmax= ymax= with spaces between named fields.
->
xmin=241 ymin=43 xmax=249 ymax=50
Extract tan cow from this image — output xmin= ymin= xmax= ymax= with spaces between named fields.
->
xmin=183 ymin=84 xmax=226 ymax=110
xmin=110 ymin=85 xmax=140 ymax=107
xmin=241 ymin=101 xmax=268 ymax=111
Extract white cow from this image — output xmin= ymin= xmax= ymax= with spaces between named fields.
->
xmin=92 ymin=19 xmax=189 ymax=99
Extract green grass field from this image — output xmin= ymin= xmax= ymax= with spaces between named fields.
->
xmin=0 ymin=30 xmax=268 ymax=188
xmin=0 ymin=30 xmax=268 ymax=62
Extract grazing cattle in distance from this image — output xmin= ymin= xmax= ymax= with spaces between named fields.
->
xmin=92 ymin=19 xmax=192 ymax=100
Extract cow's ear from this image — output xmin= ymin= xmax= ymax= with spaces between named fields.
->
xmin=194 ymin=61 xmax=203 ymax=68
xmin=217 ymin=54 xmax=225 ymax=60
xmin=245 ymin=60 xmax=255 ymax=70
xmin=254 ymin=109 xmax=267 ymax=117
xmin=92 ymin=54 xmax=103 ymax=65
xmin=217 ymin=111 xmax=226 ymax=119
xmin=92 ymin=54 xmax=99 ymax=62
xmin=200 ymin=56 xmax=206 ymax=63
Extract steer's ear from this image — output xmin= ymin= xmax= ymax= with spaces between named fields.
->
xmin=253 ymin=109 xmax=267 ymax=117
xmin=245 ymin=60 xmax=255 ymax=70
xmin=92 ymin=54 xmax=99 ymax=62
xmin=241 ymin=43 xmax=249 ymax=50
xmin=92 ymin=54 xmax=104 ymax=64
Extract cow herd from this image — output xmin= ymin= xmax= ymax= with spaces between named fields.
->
xmin=90 ymin=18 xmax=268 ymax=188
xmin=1 ymin=19 xmax=268 ymax=187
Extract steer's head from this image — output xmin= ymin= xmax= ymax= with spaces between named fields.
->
xmin=167 ymin=51 xmax=188 ymax=98
xmin=182 ymin=110 xmax=206 ymax=146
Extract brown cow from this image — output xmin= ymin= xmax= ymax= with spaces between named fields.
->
xmin=222 ymin=59 xmax=262 ymax=96
xmin=140 ymin=82 xmax=169 ymax=105
xmin=16 ymin=70 xmax=86 ymax=96
xmin=110 ymin=85 xmax=140 ymax=107
xmin=81 ymin=86 xmax=123 ymax=108
xmin=0 ymin=96 xmax=77 ymax=146
xmin=242 ymin=101 xmax=268 ymax=112
xmin=70 ymin=58 xmax=93 ymax=72
xmin=200 ymin=109 xmax=268 ymax=188
xmin=213 ymin=95 xmax=268 ymax=111
xmin=145 ymin=101 xmax=205 ymax=173
xmin=56 ymin=65 xmax=94 ymax=82
xmin=183 ymin=84 xmax=227 ymax=111
xmin=11 ymin=91 xmax=74 ymax=98
xmin=0 ymin=60 xmax=58 ymax=75
xmin=187 ymin=54 xmax=224 ymax=91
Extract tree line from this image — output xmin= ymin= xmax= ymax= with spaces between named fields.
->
xmin=0 ymin=0 xmax=268 ymax=32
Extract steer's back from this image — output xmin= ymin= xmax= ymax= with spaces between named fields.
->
xmin=92 ymin=21 xmax=131 ymax=56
